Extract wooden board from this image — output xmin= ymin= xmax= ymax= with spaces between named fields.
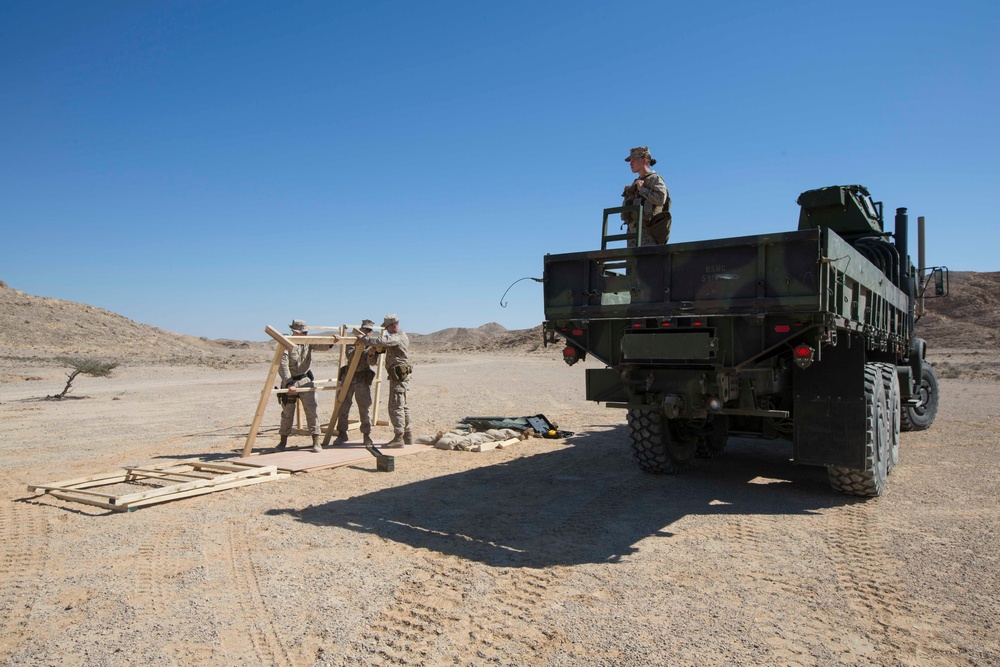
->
xmin=232 ymin=443 xmax=432 ymax=473
xmin=28 ymin=460 xmax=288 ymax=512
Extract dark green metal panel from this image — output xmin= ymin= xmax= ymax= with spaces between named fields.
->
xmin=792 ymin=335 xmax=867 ymax=467
xmin=622 ymin=332 xmax=716 ymax=361
xmin=798 ymin=185 xmax=883 ymax=237
xmin=543 ymin=230 xmax=826 ymax=321
xmin=585 ymin=368 xmax=629 ymax=403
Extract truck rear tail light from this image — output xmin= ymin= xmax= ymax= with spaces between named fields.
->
xmin=774 ymin=325 xmax=791 ymax=333
xmin=632 ymin=323 xmax=642 ymax=328
xmin=793 ymin=344 xmax=815 ymax=369
xmin=563 ymin=345 xmax=583 ymax=366
xmin=661 ymin=322 xmax=671 ymax=327
xmin=571 ymin=329 xmax=584 ymax=336
xmin=693 ymin=321 xmax=703 ymax=327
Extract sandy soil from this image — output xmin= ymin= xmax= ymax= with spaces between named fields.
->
xmin=1 ymin=351 xmax=998 ymax=666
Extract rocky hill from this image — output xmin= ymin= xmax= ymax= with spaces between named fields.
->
xmin=0 ymin=281 xmax=270 ymax=367
xmin=914 ymin=271 xmax=1000 ymax=349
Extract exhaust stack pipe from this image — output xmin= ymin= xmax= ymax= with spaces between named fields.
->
xmin=917 ymin=215 xmax=926 ymax=317
xmin=895 ymin=208 xmax=915 ymax=333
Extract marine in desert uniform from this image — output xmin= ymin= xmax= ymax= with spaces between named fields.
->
xmin=333 ymin=318 xmax=378 ymax=447
xmin=359 ymin=314 xmax=412 ymax=447
xmin=622 ymin=146 xmax=671 ymax=246
xmin=277 ymin=319 xmax=335 ymax=452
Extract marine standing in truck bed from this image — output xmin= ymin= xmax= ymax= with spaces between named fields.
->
xmin=622 ymin=145 xmax=671 ymax=245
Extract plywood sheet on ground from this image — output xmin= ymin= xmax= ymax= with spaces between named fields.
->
xmin=232 ymin=443 xmax=432 ymax=472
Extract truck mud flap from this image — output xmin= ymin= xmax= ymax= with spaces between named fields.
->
xmin=793 ymin=339 xmax=866 ymax=468
xmin=586 ymin=368 xmax=628 ymax=403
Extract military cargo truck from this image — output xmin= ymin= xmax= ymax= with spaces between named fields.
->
xmin=542 ymin=185 xmax=947 ymax=497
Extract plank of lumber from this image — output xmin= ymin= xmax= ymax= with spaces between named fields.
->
xmin=39 ymin=490 xmax=123 ymax=512
xmin=188 ymin=461 xmax=264 ymax=473
xmin=124 ymin=468 xmax=215 ymax=483
xmin=264 ymin=326 xmax=357 ymax=348
xmin=264 ymin=325 xmax=296 ymax=351
xmin=274 ymin=335 xmax=345 ymax=346
xmin=118 ymin=473 xmax=289 ymax=510
xmin=28 ymin=472 xmax=127 ymax=492
xmin=113 ymin=466 xmax=279 ymax=505
xmin=272 ymin=385 xmax=340 ymax=394
xmin=27 ymin=484 xmax=120 ymax=500
xmin=243 ymin=343 xmax=285 ymax=457
xmin=322 ymin=341 xmax=367 ymax=446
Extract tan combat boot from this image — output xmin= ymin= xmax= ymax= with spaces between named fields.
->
xmin=275 ymin=435 xmax=288 ymax=450
xmin=362 ymin=433 xmax=374 ymax=447
xmin=333 ymin=432 xmax=349 ymax=446
xmin=384 ymin=434 xmax=404 ymax=448
xmin=403 ymin=432 xmax=413 ymax=445
xmin=311 ymin=435 xmax=323 ymax=453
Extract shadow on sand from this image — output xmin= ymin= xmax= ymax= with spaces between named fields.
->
xmin=266 ymin=426 xmax=860 ymax=568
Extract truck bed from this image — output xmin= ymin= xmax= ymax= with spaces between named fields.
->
xmin=543 ymin=228 xmax=909 ymax=345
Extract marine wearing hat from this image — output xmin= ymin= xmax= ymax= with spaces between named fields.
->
xmin=333 ymin=318 xmax=379 ymax=447
xmin=625 ymin=146 xmax=657 ymax=166
xmin=622 ymin=146 xmax=671 ymax=246
xmin=359 ymin=314 xmax=412 ymax=447
xmin=277 ymin=319 xmax=335 ymax=452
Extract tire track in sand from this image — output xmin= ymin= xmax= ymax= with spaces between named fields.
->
xmin=222 ymin=520 xmax=294 ymax=667
xmin=343 ymin=552 xmax=563 ymax=666
xmin=132 ymin=524 xmax=218 ymax=664
xmin=824 ymin=503 xmax=969 ymax=665
xmin=0 ymin=500 xmax=48 ymax=660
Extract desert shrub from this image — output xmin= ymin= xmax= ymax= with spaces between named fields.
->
xmin=49 ymin=356 xmax=119 ymax=399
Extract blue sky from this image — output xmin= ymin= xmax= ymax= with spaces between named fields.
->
xmin=2 ymin=1 xmax=997 ymax=340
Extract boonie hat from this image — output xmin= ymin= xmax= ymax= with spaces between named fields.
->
xmin=625 ymin=146 xmax=657 ymax=166
xmin=290 ymin=319 xmax=308 ymax=332
xmin=381 ymin=314 xmax=399 ymax=328
xmin=360 ymin=318 xmax=376 ymax=330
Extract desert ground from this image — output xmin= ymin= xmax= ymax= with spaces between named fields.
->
xmin=0 ymin=348 xmax=998 ymax=667
xmin=1 ymin=275 xmax=999 ymax=666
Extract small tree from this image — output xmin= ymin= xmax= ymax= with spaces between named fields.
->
xmin=50 ymin=357 xmax=119 ymax=399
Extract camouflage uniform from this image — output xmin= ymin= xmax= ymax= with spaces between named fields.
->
xmin=362 ymin=314 xmax=411 ymax=444
xmin=278 ymin=321 xmax=332 ymax=438
xmin=623 ymin=146 xmax=670 ymax=246
xmin=335 ymin=319 xmax=378 ymax=441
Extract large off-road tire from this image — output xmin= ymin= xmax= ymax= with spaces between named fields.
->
xmin=627 ymin=409 xmax=696 ymax=475
xmin=900 ymin=362 xmax=939 ymax=432
xmin=827 ymin=364 xmax=890 ymax=497
xmin=878 ymin=363 xmax=901 ymax=472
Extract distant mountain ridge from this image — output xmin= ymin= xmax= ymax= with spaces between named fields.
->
xmin=0 ymin=283 xmax=550 ymax=364
xmin=410 ymin=322 xmax=508 ymax=347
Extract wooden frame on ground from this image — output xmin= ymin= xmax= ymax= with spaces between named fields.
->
xmin=28 ymin=460 xmax=288 ymax=512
